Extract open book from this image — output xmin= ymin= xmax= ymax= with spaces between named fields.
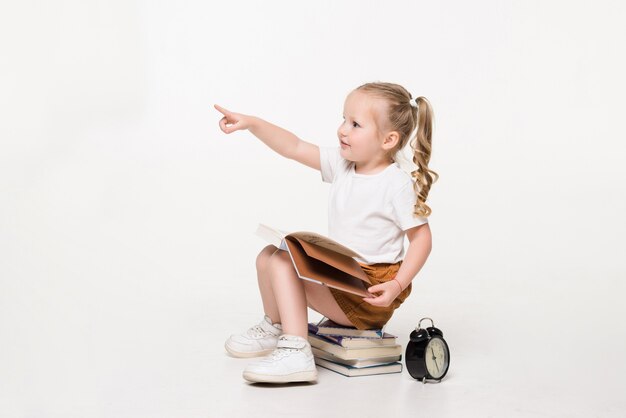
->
xmin=256 ymin=224 xmax=373 ymax=297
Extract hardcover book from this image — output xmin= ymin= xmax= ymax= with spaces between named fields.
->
xmin=314 ymin=357 xmax=402 ymax=377
xmin=308 ymin=333 xmax=403 ymax=360
xmin=317 ymin=333 xmax=398 ymax=348
xmin=311 ymin=347 xmax=401 ymax=368
xmin=309 ymin=319 xmax=386 ymax=339
xmin=256 ymin=224 xmax=373 ymax=297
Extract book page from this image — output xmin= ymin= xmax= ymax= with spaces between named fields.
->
xmin=292 ymin=236 xmax=369 ymax=284
xmin=284 ymin=237 xmax=371 ymax=298
xmin=255 ymin=224 xmax=289 ymax=249
xmin=288 ymin=231 xmax=364 ymax=259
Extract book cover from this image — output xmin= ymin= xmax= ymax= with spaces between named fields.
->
xmin=309 ymin=319 xmax=385 ymax=339
xmin=256 ymin=224 xmax=373 ymax=297
xmin=311 ymin=347 xmax=401 ymax=368
xmin=314 ymin=357 xmax=402 ymax=377
xmin=307 ymin=333 xmax=403 ymax=360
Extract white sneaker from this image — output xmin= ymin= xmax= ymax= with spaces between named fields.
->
xmin=242 ymin=334 xmax=318 ymax=383
xmin=225 ymin=315 xmax=283 ymax=358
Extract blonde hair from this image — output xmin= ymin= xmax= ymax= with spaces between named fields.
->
xmin=356 ymin=82 xmax=438 ymax=217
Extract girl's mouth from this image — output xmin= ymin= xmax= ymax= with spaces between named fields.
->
xmin=340 ymin=140 xmax=350 ymax=147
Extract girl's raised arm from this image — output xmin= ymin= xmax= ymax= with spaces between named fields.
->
xmin=214 ymin=104 xmax=320 ymax=171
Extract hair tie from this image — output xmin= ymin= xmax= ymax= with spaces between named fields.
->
xmin=409 ymin=97 xmax=418 ymax=109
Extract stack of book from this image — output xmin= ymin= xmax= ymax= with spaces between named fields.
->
xmin=307 ymin=319 xmax=403 ymax=377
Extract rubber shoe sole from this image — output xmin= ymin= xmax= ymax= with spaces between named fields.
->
xmin=224 ymin=343 xmax=275 ymax=358
xmin=242 ymin=369 xmax=318 ymax=383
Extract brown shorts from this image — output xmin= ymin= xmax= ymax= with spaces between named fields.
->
xmin=329 ymin=261 xmax=411 ymax=330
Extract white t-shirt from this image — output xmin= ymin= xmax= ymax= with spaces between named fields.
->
xmin=319 ymin=146 xmax=428 ymax=265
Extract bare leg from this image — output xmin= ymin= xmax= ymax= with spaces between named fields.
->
xmin=266 ymin=250 xmax=354 ymax=338
xmin=302 ymin=280 xmax=353 ymax=327
xmin=267 ymin=251 xmax=309 ymax=337
xmin=256 ymin=245 xmax=281 ymax=324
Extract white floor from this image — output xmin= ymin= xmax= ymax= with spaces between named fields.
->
xmin=211 ymin=283 xmax=626 ymax=418
xmin=3 ymin=264 xmax=623 ymax=418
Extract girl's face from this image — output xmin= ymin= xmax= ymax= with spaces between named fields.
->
xmin=337 ymin=90 xmax=391 ymax=164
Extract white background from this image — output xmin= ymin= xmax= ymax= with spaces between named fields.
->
xmin=1 ymin=1 xmax=625 ymax=417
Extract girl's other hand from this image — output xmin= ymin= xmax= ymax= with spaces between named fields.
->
xmin=214 ymin=104 xmax=251 ymax=134
xmin=362 ymin=280 xmax=402 ymax=308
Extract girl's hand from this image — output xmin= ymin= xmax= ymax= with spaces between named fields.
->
xmin=214 ymin=104 xmax=253 ymax=134
xmin=362 ymin=280 xmax=402 ymax=308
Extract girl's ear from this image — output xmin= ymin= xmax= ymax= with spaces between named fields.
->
xmin=382 ymin=131 xmax=400 ymax=151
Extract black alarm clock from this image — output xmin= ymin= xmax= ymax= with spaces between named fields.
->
xmin=405 ymin=317 xmax=450 ymax=383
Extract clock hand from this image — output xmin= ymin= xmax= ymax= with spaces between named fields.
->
xmin=430 ymin=347 xmax=439 ymax=373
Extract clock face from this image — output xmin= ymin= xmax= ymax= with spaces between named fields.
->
xmin=425 ymin=337 xmax=449 ymax=379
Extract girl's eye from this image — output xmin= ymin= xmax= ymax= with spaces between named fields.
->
xmin=352 ymin=121 xmax=360 ymax=128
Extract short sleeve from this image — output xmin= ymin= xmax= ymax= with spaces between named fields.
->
xmin=390 ymin=182 xmax=429 ymax=231
xmin=319 ymin=146 xmax=342 ymax=183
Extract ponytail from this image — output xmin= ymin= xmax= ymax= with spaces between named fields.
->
xmin=410 ymin=97 xmax=438 ymax=217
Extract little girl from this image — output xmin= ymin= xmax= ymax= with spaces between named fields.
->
xmin=214 ymin=82 xmax=437 ymax=384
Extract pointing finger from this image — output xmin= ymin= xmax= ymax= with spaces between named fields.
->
xmin=214 ymin=104 xmax=231 ymax=116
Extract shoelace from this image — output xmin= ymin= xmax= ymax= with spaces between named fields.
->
xmin=247 ymin=324 xmax=271 ymax=338
xmin=268 ymin=347 xmax=296 ymax=360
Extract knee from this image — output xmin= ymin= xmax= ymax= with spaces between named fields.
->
xmin=266 ymin=250 xmax=291 ymax=274
xmin=256 ymin=244 xmax=278 ymax=272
